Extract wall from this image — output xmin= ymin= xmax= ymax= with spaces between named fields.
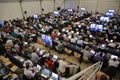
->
xmin=80 ymin=0 xmax=120 ymax=14
xmin=55 ymin=0 xmax=64 ymax=10
xmin=0 ymin=2 xmax=22 ymax=20
xmin=79 ymin=0 xmax=98 ymax=13
xmin=22 ymin=1 xmax=41 ymax=17
xmin=64 ymin=0 xmax=120 ymax=14
xmin=97 ymin=0 xmax=120 ymax=14
xmin=41 ymin=0 xmax=54 ymax=14
xmin=0 ymin=0 xmax=120 ymax=20
xmin=65 ymin=0 xmax=79 ymax=10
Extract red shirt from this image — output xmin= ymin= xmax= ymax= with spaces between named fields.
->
xmin=52 ymin=33 xmax=57 ymax=40
xmin=46 ymin=60 xmax=54 ymax=69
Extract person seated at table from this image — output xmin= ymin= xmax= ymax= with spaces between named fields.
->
xmin=108 ymin=41 xmax=117 ymax=48
xmin=52 ymin=30 xmax=57 ymax=40
xmin=58 ymin=58 xmax=69 ymax=77
xmin=46 ymin=57 xmax=54 ymax=70
xmin=56 ymin=40 xmax=64 ymax=54
xmin=106 ymin=57 xmax=119 ymax=78
xmin=23 ymin=46 xmax=31 ymax=59
xmin=81 ymin=46 xmax=92 ymax=62
xmin=53 ymin=60 xmax=59 ymax=73
xmin=31 ymin=50 xmax=40 ymax=64
xmin=23 ymin=62 xmax=37 ymax=80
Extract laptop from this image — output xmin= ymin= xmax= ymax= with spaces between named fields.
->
xmin=71 ymin=38 xmax=76 ymax=43
xmin=111 ymin=55 xmax=118 ymax=59
xmin=90 ymin=50 xmax=95 ymax=54
xmin=52 ymin=55 xmax=58 ymax=61
xmin=101 ymin=44 xmax=106 ymax=49
xmin=36 ymin=64 xmax=41 ymax=72
xmin=41 ymin=69 xmax=51 ymax=78
xmin=49 ymin=72 xmax=58 ymax=80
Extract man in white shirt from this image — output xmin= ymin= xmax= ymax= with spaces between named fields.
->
xmin=24 ymin=62 xmax=36 ymax=79
xmin=58 ymin=58 xmax=68 ymax=75
xmin=108 ymin=58 xmax=119 ymax=68
xmin=106 ymin=58 xmax=119 ymax=78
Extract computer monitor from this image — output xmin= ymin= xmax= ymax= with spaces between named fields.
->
xmin=54 ymin=11 xmax=59 ymax=16
xmin=49 ymin=72 xmax=58 ymax=80
xmin=67 ymin=8 xmax=73 ymax=12
xmin=100 ymin=16 xmax=104 ymax=22
xmin=100 ymin=16 xmax=109 ymax=22
xmin=46 ymin=36 xmax=52 ymax=46
xmin=108 ymin=9 xmax=115 ymax=13
xmin=41 ymin=69 xmax=51 ymax=78
xmin=36 ymin=64 xmax=41 ymax=72
xmin=0 ymin=21 xmax=4 ymax=27
xmin=90 ymin=50 xmax=95 ymax=54
xmin=96 ymin=24 xmax=103 ymax=32
xmin=106 ymin=12 xmax=114 ymax=17
xmin=33 ymin=14 xmax=38 ymax=19
xmin=41 ymin=34 xmax=46 ymax=43
xmin=53 ymin=55 xmax=58 ymax=61
xmin=43 ymin=69 xmax=50 ymax=74
xmin=89 ymin=24 xmax=96 ymax=31
xmin=77 ymin=40 xmax=83 ymax=45
xmin=71 ymin=38 xmax=76 ymax=43
xmin=101 ymin=44 xmax=106 ymax=48
xmin=111 ymin=55 xmax=118 ymax=59
xmin=80 ymin=8 xmax=85 ymax=12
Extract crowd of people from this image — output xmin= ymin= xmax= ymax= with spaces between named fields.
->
xmin=0 ymin=8 xmax=120 ymax=80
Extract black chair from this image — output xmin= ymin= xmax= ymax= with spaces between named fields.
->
xmin=23 ymin=75 xmax=33 ymax=80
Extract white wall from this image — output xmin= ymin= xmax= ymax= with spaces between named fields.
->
xmin=55 ymin=0 xmax=64 ymax=10
xmin=41 ymin=0 xmax=54 ymax=14
xmin=97 ymin=0 xmax=120 ymax=14
xmin=65 ymin=0 xmax=79 ymax=10
xmin=22 ymin=1 xmax=41 ymax=17
xmin=79 ymin=0 xmax=98 ymax=13
xmin=0 ymin=2 xmax=22 ymax=20
xmin=80 ymin=0 xmax=120 ymax=14
xmin=0 ymin=0 xmax=120 ymax=20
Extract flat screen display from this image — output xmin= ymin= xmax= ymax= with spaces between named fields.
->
xmin=111 ymin=55 xmax=118 ymax=59
xmin=106 ymin=12 xmax=114 ymax=17
xmin=41 ymin=34 xmax=46 ymax=43
xmin=108 ymin=9 xmax=115 ymax=13
xmin=33 ymin=14 xmax=38 ymax=19
xmin=0 ymin=21 xmax=4 ymax=27
xmin=54 ymin=11 xmax=59 ymax=16
xmin=90 ymin=24 xmax=96 ymax=31
xmin=67 ymin=8 xmax=73 ymax=12
xmin=80 ymin=8 xmax=85 ymax=11
xmin=90 ymin=24 xmax=103 ymax=32
xmin=90 ymin=50 xmax=95 ymax=54
xmin=46 ymin=36 xmax=52 ymax=46
xmin=100 ymin=16 xmax=109 ymax=22
xmin=49 ymin=72 xmax=58 ymax=80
